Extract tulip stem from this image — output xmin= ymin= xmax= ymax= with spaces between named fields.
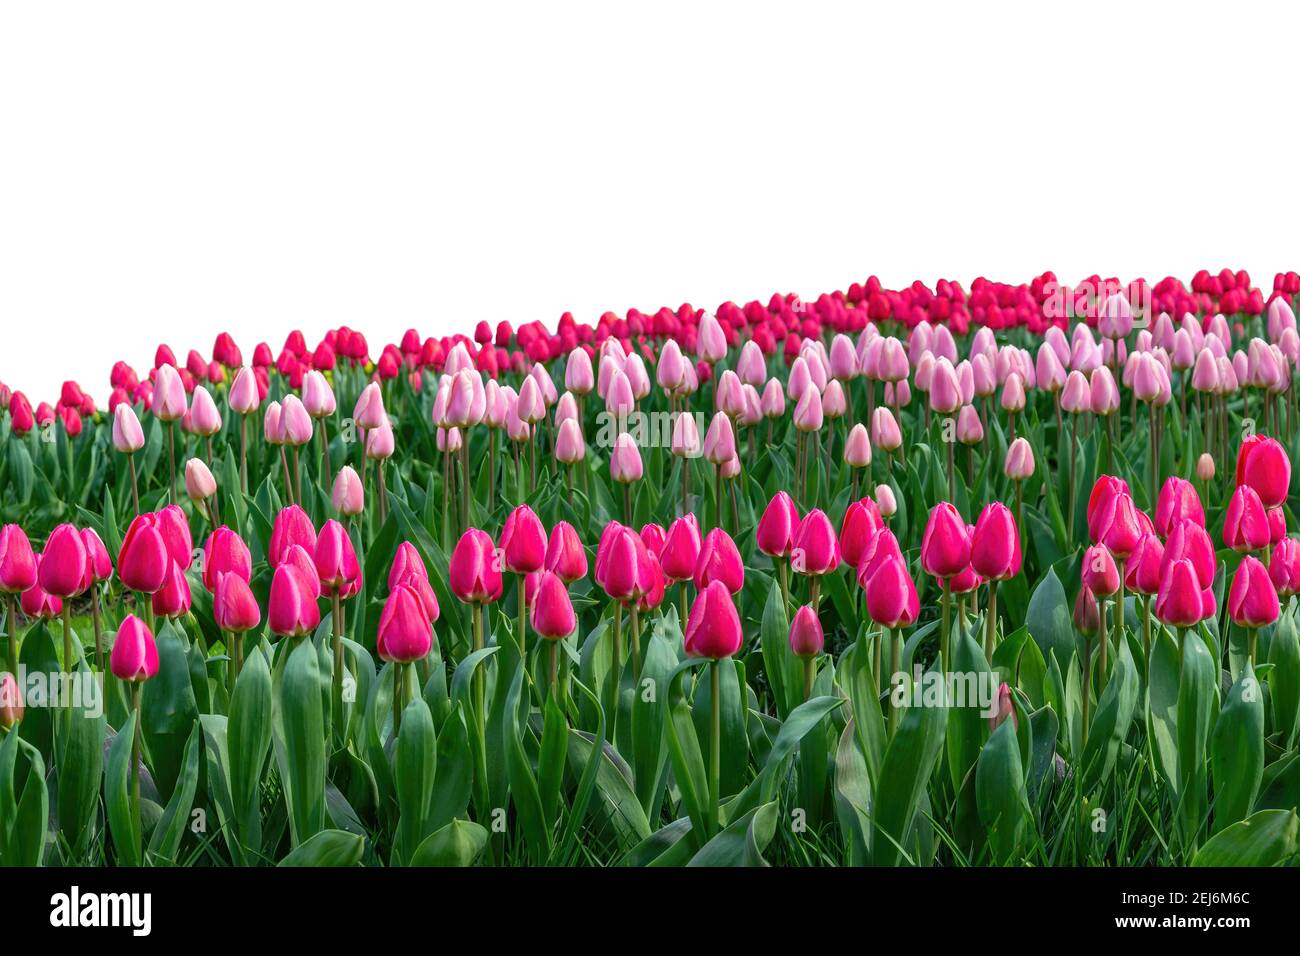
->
xmin=802 ymin=657 xmax=815 ymax=701
xmin=292 ymin=446 xmax=303 ymax=507
xmin=1248 ymin=628 xmax=1257 ymax=666
xmin=130 ymin=681 xmax=142 ymax=862
xmin=377 ymin=460 xmax=388 ymax=527
xmin=280 ymin=447 xmax=293 ymax=505
xmin=888 ymin=628 xmax=901 ymax=738
xmin=610 ymin=604 xmax=623 ymax=729
xmin=630 ymin=604 xmax=641 ymax=680
xmin=548 ymin=641 xmax=559 ymax=694
xmin=167 ymin=421 xmax=177 ymax=505
xmin=128 ymin=453 xmax=141 ymax=515
xmin=946 ymin=417 xmax=955 ymax=501
xmin=940 ymin=580 xmax=951 ymax=672
xmin=709 ymin=659 xmax=721 ymax=836
xmin=460 ymin=438 xmax=471 ymax=531
xmin=239 ymin=414 xmax=249 ymax=496
xmin=7 ymin=595 xmax=19 ymax=676
xmin=714 ymin=464 xmax=724 ymax=533
xmin=1142 ymin=594 xmax=1152 ymax=665
xmin=778 ymin=559 xmax=790 ymax=621
xmin=91 ymin=586 xmax=104 ymax=677
xmin=984 ymin=580 xmax=998 ymax=663
xmin=623 ymin=483 xmax=633 ymax=527
xmin=1081 ymin=635 xmax=1092 ymax=751
xmin=332 ymin=592 xmax=344 ymax=744
xmin=392 ymin=662 xmax=405 ymax=738
xmin=517 ymin=575 xmax=527 ymax=656
xmin=471 ymin=603 xmax=488 ymax=818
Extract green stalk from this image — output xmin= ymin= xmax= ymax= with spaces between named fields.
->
xmin=802 ymin=656 xmax=815 ymax=701
xmin=709 ymin=659 xmax=721 ymax=836
xmin=128 ymin=453 xmax=141 ymax=515
xmin=630 ymin=603 xmax=641 ymax=680
xmin=239 ymin=413 xmax=249 ymax=496
xmin=167 ymin=421 xmax=177 ymax=505
xmin=130 ymin=681 xmax=142 ymax=863
xmin=332 ymin=592 xmax=344 ymax=743
xmin=7 ymin=595 xmax=19 ymax=676
xmin=888 ymin=628 xmax=901 ymax=738
xmin=517 ymin=575 xmax=527 ymax=656
xmin=392 ymin=661 xmax=405 ymax=738
xmin=984 ymin=579 xmax=998 ymax=663
xmin=940 ymin=579 xmax=951 ymax=672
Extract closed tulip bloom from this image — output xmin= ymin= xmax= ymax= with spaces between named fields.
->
xmin=1196 ymin=453 xmax=1215 ymax=482
xmin=388 ymin=541 xmax=429 ymax=588
xmin=449 ymin=528 xmax=503 ymax=604
xmin=760 ymin=379 xmax=785 ymax=418
xmin=657 ymin=339 xmax=687 ymax=391
xmin=999 ymin=373 xmax=1026 ymax=413
xmin=789 ymin=604 xmax=824 ymax=659
xmin=1086 ymin=476 xmax=1129 ymax=537
xmin=501 ymin=505 xmax=547 ymax=573
xmin=928 ymin=358 xmax=962 ymax=414
xmin=1236 ymin=435 xmax=1291 ymax=508
xmin=376 ymin=584 xmax=433 ymax=662
xmin=214 ymin=571 xmax=261 ymax=633
xmin=152 ymin=560 xmax=192 ymax=618
xmin=840 ymin=498 xmax=884 ymax=568
xmin=1094 ymin=492 xmax=1143 ymax=558
xmin=269 ymin=505 xmax=317 ymax=567
xmin=864 ymin=554 xmax=919 ymax=629
xmin=970 ymin=503 xmax=1021 ymax=580
xmin=1269 ymin=507 xmax=1287 ymax=544
xmin=332 ymin=465 xmax=365 ymax=516
xmin=355 ymin=382 xmax=389 ymax=430
xmin=1125 ymin=532 xmax=1164 ymax=595
xmin=1229 ymin=555 xmax=1279 ymax=629
xmin=988 ymin=682 xmax=1016 ymax=731
xmin=1074 ymin=585 xmax=1100 ymax=636
xmin=1081 ymin=544 xmax=1120 ymax=596
xmin=696 ymin=313 xmax=728 ymax=364
xmin=531 ymin=571 xmax=577 ymax=640
xmin=0 ymin=672 xmax=22 ymax=729
xmin=79 ymin=528 xmax=112 ymax=585
xmin=694 ymin=528 xmax=745 ymax=594
xmin=364 ymin=420 xmax=394 ymax=460
xmin=1161 ymin=519 xmax=1217 ymax=590
xmin=609 ymin=432 xmax=644 ymax=483
xmin=110 ymin=615 xmax=159 ymax=682
xmin=20 ymin=572 xmax=61 ymax=619
xmin=263 ymin=401 xmax=283 ymax=445
xmin=1155 ymin=558 xmax=1204 ymax=627
xmin=870 ymin=407 xmax=902 ymax=452
xmin=555 ymin=418 xmax=586 ymax=463
xmin=792 ymin=509 xmax=840 ymax=576
xmin=565 ymin=348 xmax=595 ymax=395
xmin=301 ymin=370 xmax=336 ymax=418
xmin=545 ymin=521 xmax=587 ymax=583
xmin=792 ymin=387 xmax=823 ymax=432
xmin=702 ymin=412 xmax=736 ymax=465
xmin=947 ymin=404 xmax=979 ymax=446
xmin=152 ymin=364 xmax=187 ymax=422
xmin=875 ymin=483 xmax=897 ymax=518
xmin=314 ymin=519 xmax=361 ymax=595
xmin=189 ymin=386 xmax=222 ymax=436
xmin=38 ymin=523 xmax=87 ymax=598
xmin=229 ymin=366 xmax=261 ymax=414
xmin=595 ymin=525 xmax=638 ymax=600
xmin=670 ymin=410 xmax=701 ymax=458
xmin=112 ymin=404 xmax=145 ymax=453
xmin=1004 ymin=437 xmax=1035 ymax=480
xmin=921 ymin=502 xmax=971 ymax=578
xmin=1089 ymin=367 xmax=1120 ymax=415
xmin=844 ymin=423 xmax=872 ymax=468
xmin=1269 ymin=537 xmax=1300 ymax=596
xmin=1154 ymin=477 xmax=1205 ymax=536
xmin=661 ymin=514 xmax=703 ymax=582
xmin=756 ymin=491 xmax=800 ymax=558
xmin=185 ymin=458 xmax=217 ymax=501
xmin=202 ymin=526 xmax=252 ymax=592
xmin=1224 ymin=485 xmax=1271 ymax=553
xmin=268 ymin=562 xmax=322 ymax=637
xmin=683 ymin=580 xmax=743 ymax=659
xmin=639 ymin=524 xmax=667 ymax=557
xmin=278 ymin=395 xmax=314 ymax=446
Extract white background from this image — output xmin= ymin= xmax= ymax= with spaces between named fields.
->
xmin=2 ymin=1 xmax=1297 ymax=404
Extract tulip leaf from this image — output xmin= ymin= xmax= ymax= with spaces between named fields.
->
xmin=147 ymin=720 xmax=201 ymax=864
xmin=1176 ymin=630 xmax=1216 ymax=852
xmin=1268 ymin=613 xmax=1300 ymax=748
xmin=503 ymin=660 xmax=551 ymax=858
xmin=871 ymin=663 xmax=946 ymax=867
xmin=105 ymin=712 xmax=141 ymax=867
xmin=686 ymin=798 xmax=779 ymax=867
xmin=228 ymin=646 xmax=272 ymax=855
xmin=1025 ymin=568 xmax=1076 ymax=673
xmin=140 ymin=620 xmax=200 ymax=804
xmin=1191 ymin=809 xmax=1299 ymax=867
xmin=1081 ymin=635 xmax=1139 ymax=791
xmin=976 ymin=718 xmax=1031 ymax=865
xmin=394 ymin=695 xmax=437 ymax=866
xmin=409 ymin=818 xmax=488 ymax=867
xmin=56 ymin=658 xmax=106 ymax=860
xmin=1211 ymin=662 xmax=1265 ymax=833
xmin=275 ymin=637 xmax=328 ymax=847
xmin=277 ymin=828 xmax=365 ymax=866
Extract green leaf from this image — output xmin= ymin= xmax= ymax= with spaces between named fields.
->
xmin=394 ymin=695 xmax=438 ymax=866
xmin=409 ymin=818 xmax=488 ymax=866
xmin=871 ymin=663 xmax=947 ymax=867
xmin=147 ymin=721 xmax=201 ymax=864
xmin=686 ymin=799 xmax=779 ymax=866
xmin=503 ymin=660 xmax=551 ymax=857
xmin=1211 ymin=662 xmax=1265 ymax=833
xmin=976 ymin=719 xmax=1031 ymax=865
xmin=1268 ymin=614 xmax=1300 ymax=748
xmin=277 ymin=828 xmax=365 ymax=866
xmin=140 ymin=621 xmax=200 ymax=803
xmin=1080 ymin=635 xmax=1139 ymax=790
xmin=1191 ymin=809 xmax=1299 ymax=867
xmin=228 ymin=647 xmax=272 ymax=856
xmin=105 ymin=713 xmax=141 ymax=867
xmin=1176 ymin=630 xmax=1216 ymax=852
xmin=275 ymin=638 xmax=328 ymax=847
xmin=1025 ymin=568 xmax=1076 ymax=671
xmin=56 ymin=659 xmax=106 ymax=859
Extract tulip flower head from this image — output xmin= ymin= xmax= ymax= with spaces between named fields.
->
xmin=1229 ymin=555 xmax=1280 ymax=630
xmin=788 ymin=604 xmax=824 ymax=659
xmin=449 ymin=528 xmax=504 ymax=604
xmin=920 ymin=502 xmax=971 ymax=579
xmin=683 ymin=580 xmax=743 ymax=659
xmin=110 ymin=615 xmax=159 ymax=682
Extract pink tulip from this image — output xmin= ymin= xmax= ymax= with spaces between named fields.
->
xmin=792 ymin=509 xmax=840 ymax=576
xmin=332 ymin=465 xmax=365 ymax=516
xmin=501 ymin=505 xmax=547 ymax=574
xmin=756 ymin=491 xmax=800 ymax=558
xmin=1269 ymin=537 xmax=1300 ymax=596
xmin=555 ymin=418 xmax=586 ymax=463
xmin=1155 ymin=477 xmax=1205 ymax=536
xmin=112 ymin=404 xmax=145 ymax=453
xmin=1081 ymin=544 xmax=1120 ymax=597
xmin=844 ymin=423 xmax=871 ymax=467
xmin=1236 ymin=435 xmax=1291 ymax=508
xmin=693 ymin=528 xmax=745 ymax=594
xmin=302 ymin=370 xmax=337 ymax=418
xmin=703 ymin=412 xmax=736 ymax=464
xmin=990 ymin=683 xmax=1016 ymax=731
xmin=38 ymin=524 xmax=87 ymax=598
xmin=565 ymin=348 xmax=595 ymax=395
xmin=0 ymin=672 xmax=22 ymax=729
xmin=1074 ymin=585 xmax=1100 ymax=635
xmin=870 ymin=407 xmax=902 ymax=452
xmin=269 ymin=505 xmax=317 ymax=567
xmin=214 ymin=571 xmax=261 ymax=633
xmin=864 ymin=554 xmax=919 ymax=629
xmin=279 ymin=395 xmax=314 ymax=446
xmin=1229 ymin=555 xmax=1279 ymax=629
xmin=545 ymin=521 xmax=588 ymax=583
xmin=789 ymin=604 xmax=824 ymax=659
xmin=683 ymin=580 xmax=743 ymax=659
xmin=229 ymin=366 xmax=261 ymax=414
xmin=1124 ymin=532 xmax=1164 ymax=595
xmin=531 ymin=571 xmax=577 ymax=640
xmin=268 ymin=561 xmax=322 ymax=637
xmin=110 ymin=615 xmax=159 ymax=681
xmin=610 ymin=433 xmax=643 ymax=483
xmin=79 ymin=528 xmax=112 ymax=585
xmin=920 ymin=502 xmax=970 ymax=579
xmin=185 ymin=459 xmax=217 ymax=501
xmin=202 ymin=526 xmax=252 ymax=592
xmin=118 ymin=516 xmax=170 ymax=593
xmin=1224 ymin=485 xmax=1271 ymax=553
xmin=839 ymin=498 xmax=884 ymax=569
xmin=376 ymin=584 xmax=433 ymax=662
xmin=189 ymin=386 xmax=223 ymax=435
xmin=661 ymin=514 xmax=702 ymax=583
xmin=1002 ymin=437 xmax=1034 ymax=480
xmin=970 ymin=503 xmax=1021 ymax=581
xmin=314 ymin=519 xmax=362 ymax=597
xmin=928 ymin=358 xmax=962 ymax=414
xmin=152 ymin=364 xmax=187 ymax=422
xmin=956 ymin=405 xmax=983 ymax=445
xmin=449 ymin=528 xmax=503 ymax=604
xmin=152 ymin=560 xmax=192 ymax=619
xmin=792 ymin=387 xmax=824 ymax=432
xmin=1155 ymin=558 xmax=1205 ymax=628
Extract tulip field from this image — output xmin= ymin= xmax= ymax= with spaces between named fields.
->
xmin=5 ymin=269 xmax=1300 ymax=868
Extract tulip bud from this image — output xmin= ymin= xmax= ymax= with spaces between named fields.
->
xmin=38 ymin=524 xmax=88 ymax=598
xmin=189 ymin=386 xmax=223 ymax=436
xmin=112 ymin=404 xmax=145 ymax=453
xmin=555 ymin=418 xmax=586 ymax=464
xmin=501 ymin=505 xmax=547 ymax=574
xmin=0 ymin=672 xmax=23 ymax=729
xmin=1073 ymin=585 xmax=1100 ymax=636
xmin=863 ymin=553 xmax=919 ymax=629
xmin=1196 ymin=453 xmax=1215 ymax=483
xmin=756 ymin=491 xmax=800 ymax=558
xmin=660 ymin=514 xmax=702 ymax=583
xmin=152 ymin=560 xmax=192 ymax=619
xmin=1081 ymin=544 xmax=1120 ymax=596
xmin=152 ymin=364 xmax=187 ymax=422
xmin=314 ymin=519 xmax=362 ymax=597
xmin=671 ymin=412 xmax=701 ymax=458
xmin=1236 ymin=435 xmax=1291 ymax=509
xmin=376 ymin=584 xmax=433 ymax=662
xmin=1224 ymin=485 xmax=1271 ymax=553
xmin=214 ymin=571 xmax=261 ymax=633
xmin=110 ymin=615 xmax=159 ymax=682
xmin=229 ymin=366 xmax=261 ymax=415
xmin=545 ymin=521 xmax=588 ymax=583
xmin=332 ymin=465 xmax=365 ymax=516
xmin=1229 ymin=555 xmax=1280 ymax=629
xmin=185 ymin=458 xmax=217 ymax=502
xmin=970 ymin=503 xmax=1021 ymax=581
xmin=921 ymin=502 xmax=971 ymax=579
xmin=610 ymin=433 xmax=643 ymax=483
xmin=792 ymin=509 xmax=840 ymax=576
xmin=875 ymin=483 xmax=897 ymax=518
xmin=844 ymin=423 xmax=872 ymax=468
xmin=789 ymin=604 xmax=824 ymax=659
xmin=449 ymin=528 xmax=503 ymax=604
xmin=1004 ymin=437 xmax=1035 ymax=480
xmin=268 ymin=562 xmax=322 ymax=637
xmin=1155 ymin=557 xmax=1206 ymax=628
xmin=202 ymin=526 xmax=252 ymax=592
xmin=693 ymin=528 xmax=745 ymax=594
xmin=531 ymin=571 xmax=577 ymax=640
xmin=990 ymin=682 xmax=1016 ymax=731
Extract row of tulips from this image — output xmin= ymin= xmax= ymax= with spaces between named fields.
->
xmin=3 ymin=272 xmax=1300 ymax=867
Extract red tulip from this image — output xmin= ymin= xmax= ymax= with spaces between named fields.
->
xmin=693 ymin=528 xmax=745 ymax=594
xmin=1236 ymin=435 xmax=1291 ymax=508
xmin=756 ymin=491 xmax=800 ymax=558
xmin=269 ymin=505 xmax=317 ymax=567
xmin=863 ymin=554 xmax=919 ymax=629
xmin=545 ymin=521 xmax=587 ymax=583
xmin=0 ymin=525 xmax=38 ymax=594
xmin=683 ymin=580 xmax=743 ymax=659
xmin=500 ymin=505 xmax=547 ymax=574
xmin=268 ymin=561 xmax=322 ymax=637
xmin=789 ymin=604 xmax=824 ymax=659
xmin=1154 ymin=477 xmax=1205 ymax=536
xmin=1229 ymin=555 xmax=1280 ymax=629
xmin=1224 ymin=485 xmax=1271 ymax=553
xmin=118 ymin=515 xmax=170 ymax=594
xmin=1155 ymin=558 xmax=1205 ymax=628
xmin=1073 ymin=585 xmax=1099 ymax=635
xmin=531 ymin=571 xmax=577 ymax=640
xmin=921 ymin=502 xmax=971 ymax=579
xmin=376 ymin=584 xmax=433 ymax=662
xmin=110 ymin=615 xmax=159 ymax=682
xmin=449 ymin=528 xmax=503 ymax=604
xmin=214 ymin=571 xmax=261 ymax=633
xmin=1269 ymin=507 xmax=1287 ymax=544
xmin=970 ymin=503 xmax=1021 ymax=580
xmin=203 ymin=526 xmax=252 ymax=592
xmin=660 ymin=514 xmax=702 ymax=583
xmin=990 ymin=682 xmax=1017 ymax=731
